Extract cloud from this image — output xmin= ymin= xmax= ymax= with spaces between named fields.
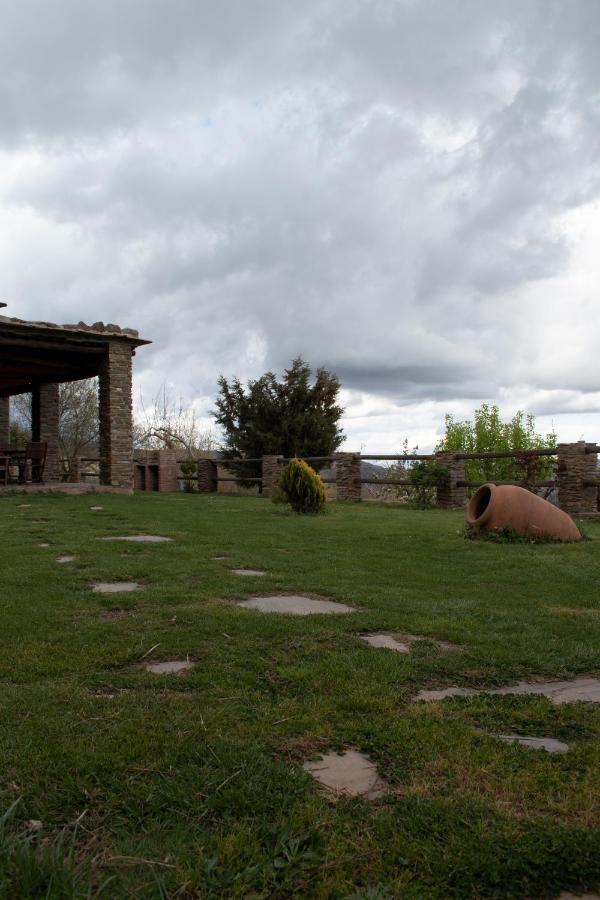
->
xmin=1 ymin=0 xmax=600 ymax=449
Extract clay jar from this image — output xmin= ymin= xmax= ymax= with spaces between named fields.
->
xmin=466 ymin=483 xmax=581 ymax=542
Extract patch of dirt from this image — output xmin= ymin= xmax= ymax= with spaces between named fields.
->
xmin=100 ymin=608 xmax=137 ymax=621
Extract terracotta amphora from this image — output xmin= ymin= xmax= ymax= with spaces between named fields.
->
xmin=466 ymin=483 xmax=581 ymax=542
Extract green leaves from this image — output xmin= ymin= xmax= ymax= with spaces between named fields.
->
xmin=278 ymin=457 xmax=326 ymax=514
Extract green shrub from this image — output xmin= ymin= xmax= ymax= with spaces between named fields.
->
xmin=180 ymin=459 xmax=198 ymax=493
xmin=409 ymin=460 xmax=449 ymax=509
xmin=278 ymin=458 xmax=326 ymax=514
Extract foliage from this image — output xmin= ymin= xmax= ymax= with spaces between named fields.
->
xmin=437 ymin=403 xmax=557 ymax=484
xmin=463 ymin=524 xmax=586 ymax=544
xmin=409 ymin=459 xmax=449 ymax=508
xmin=278 ymin=457 xmax=326 ymax=513
xmin=134 ymin=384 xmax=217 ymax=458
xmin=213 ymin=357 xmax=344 ymax=483
xmin=179 ymin=459 xmax=198 ymax=493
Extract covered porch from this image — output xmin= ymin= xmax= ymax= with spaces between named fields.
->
xmin=0 ymin=305 xmax=150 ymax=493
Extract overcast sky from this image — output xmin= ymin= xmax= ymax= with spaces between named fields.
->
xmin=1 ymin=0 xmax=600 ymax=451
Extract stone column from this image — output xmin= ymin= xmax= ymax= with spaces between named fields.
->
xmin=68 ymin=456 xmax=80 ymax=483
xmin=435 ymin=451 xmax=466 ymax=509
xmin=98 ymin=342 xmax=134 ymax=491
xmin=32 ymin=382 xmax=60 ymax=481
xmin=262 ymin=455 xmax=284 ymax=497
xmin=0 ymin=397 xmax=9 ymax=446
xmin=557 ymin=441 xmax=598 ymax=515
xmin=157 ymin=449 xmax=179 ymax=492
xmin=336 ymin=452 xmax=362 ymax=501
xmin=197 ymin=458 xmax=218 ymax=492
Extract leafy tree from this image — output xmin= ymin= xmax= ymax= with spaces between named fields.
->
xmin=436 ymin=403 xmax=557 ymax=484
xmin=214 ymin=357 xmax=344 ymax=484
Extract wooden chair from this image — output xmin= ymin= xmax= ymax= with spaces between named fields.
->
xmin=25 ymin=442 xmax=48 ymax=483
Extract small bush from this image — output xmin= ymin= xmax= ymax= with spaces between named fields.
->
xmin=278 ymin=458 xmax=326 ymax=514
xmin=409 ymin=460 xmax=449 ymax=509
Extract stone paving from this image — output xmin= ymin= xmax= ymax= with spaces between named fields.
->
xmin=144 ymin=659 xmax=194 ymax=675
xmin=98 ymin=534 xmax=173 ymax=542
xmin=236 ymin=594 xmax=356 ymax=615
xmin=231 ymin=568 xmax=266 ymax=576
xmin=415 ymin=677 xmax=600 ymax=705
xmin=303 ymin=750 xmax=388 ymax=799
xmin=360 ymin=632 xmax=459 ymax=653
xmin=92 ymin=581 xmax=141 ymax=593
xmin=492 ymin=734 xmax=569 ymax=753
xmin=56 ymin=555 xmax=77 ymax=563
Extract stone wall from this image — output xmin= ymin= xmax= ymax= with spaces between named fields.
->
xmin=99 ymin=342 xmax=134 ymax=491
xmin=0 ymin=397 xmax=9 ymax=446
xmin=262 ymin=455 xmax=284 ymax=497
xmin=133 ymin=448 xmax=179 ymax=492
xmin=335 ymin=452 xmax=361 ymax=500
xmin=197 ymin=458 xmax=218 ymax=492
xmin=31 ymin=382 xmax=60 ymax=481
xmin=435 ymin=451 xmax=466 ymax=509
xmin=557 ymin=441 xmax=598 ymax=515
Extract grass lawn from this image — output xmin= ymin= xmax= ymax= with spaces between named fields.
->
xmin=1 ymin=492 xmax=599 ymax=899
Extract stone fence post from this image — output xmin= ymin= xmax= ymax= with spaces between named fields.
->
xmin=435 ymin=451 xmax=466 ymax=509
xmin=262 ymin=455 xmax=284 ymax=497
xmin=336 ymin=452 xmax=362 ymax=501
xmin=557 ymin=441 xmax=598 ymax=515
xmin=0 ymin=397 xmax=9 ymax=446
xmin=68 ymin=456 xmax=80 ymax=483
xmin=197 ymin=458 xmax=218 ymax=493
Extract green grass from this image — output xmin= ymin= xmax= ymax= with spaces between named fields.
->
xmin=1 ymin=492 xmax=599 ymax=898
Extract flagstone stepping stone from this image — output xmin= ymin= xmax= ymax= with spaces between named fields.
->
xmin=231 ymin=568 xmax=266 ymax=576
xmin=237 ymin=594 xmax=356 ymax=615
xmin=38 ymin=542 xmax=50 ymax=548
xmin=212 ymin=555 xmax=230 ymax=560
xmin=493 ymin=734 xmax=569 ymax=753
xmin=360 ymin=632 xmax=458 ymax=653
xmin=17 ymin=504 xmax=31 ymax=508
xmin=56 ymin=555 xmax=77 ymax=563
xmin=144 ymin=659 xmax=193 ymax=675
xmin=415 ymin=677 xmax=600 ymax=705
xmin=90 ymin=505 xmax=104 ymax=511
xmin=303 ymin=750 xmax=388 ymax=799
xmin=98 ymin=535 xmax=173 ymax=543
xmin=92 ymin=581 xmax=140 ymax=593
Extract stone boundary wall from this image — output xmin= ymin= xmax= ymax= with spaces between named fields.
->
xmin=0 ymin=397 xmax=9 ymax=446
xmin=179 ymin=443 xmax=600 ymax=515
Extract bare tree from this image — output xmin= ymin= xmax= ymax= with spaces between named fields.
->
xmin=11 ymin=378 xmax=99 ymax=472
xmin=134 ymin=385 xmax=217 ymax=458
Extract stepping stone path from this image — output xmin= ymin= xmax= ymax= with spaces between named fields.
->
xmin=303 ymin=750 xmax=388 ymax=799
xmin=237 ymin=594 xmax=356 ymax=615
xmin=493 ymin=734 xmax=569 ymax=753
xmin=144 ymin=659 xmax=193 ymax=675
xmin=231 ymin=568 xmax=266 ymax=576
xmin=17 ymin=504 xmax=31 ymax=508
xmin=90 ymin=506 xmax=104 ymax=511
xmin=98 ymin=535 xmax=173 ymax=543
xmin=414 ymin=677 xmax=600 ymax=705
xmin=56 ymin=555 xmax=77 ymax=564
xmin=92 ymin=582 xmax=140 ymax=593
xmin=212 ymin=555 xmax=230 ymax=560
xmin=38 ymin=542 xmax=50 ymax=548
xmin=360 ymin=632 xmax=458 ymax=653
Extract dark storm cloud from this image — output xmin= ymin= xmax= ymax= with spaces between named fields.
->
xmin=1 ymin=0 xmax=600 ymax=446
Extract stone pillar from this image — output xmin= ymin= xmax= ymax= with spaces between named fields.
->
xmin=557 ymin=441 xmax=598 ymax=515
xmin=197 ymin=458 xmax=218 ymax=492
xmin=98 ymin=342 xmax=134 ymax=490
xmin=336 ymin=452 xmax=362 ymax=501
xmin=32 ymin=382 xmax=60 ymax=481
xmin=157 ymin=449 xmax=179 ymax=492
xmin=435 ymin=451 xmax=466 ymax=509
xmin=68 ymin=456 xmax=80 ymax=483
xmin=0 ymin=397 xmax=9 ymax=446
xmin=262 ymin=454 xmax=284 ymax=497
